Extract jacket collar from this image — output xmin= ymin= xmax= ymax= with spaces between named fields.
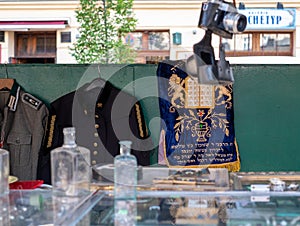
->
xmin=7 ymin=80 xmax=21 ymax=112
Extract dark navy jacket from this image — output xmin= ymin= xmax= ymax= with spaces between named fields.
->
xmin=38 ymin=79 xmax=153 ymax=184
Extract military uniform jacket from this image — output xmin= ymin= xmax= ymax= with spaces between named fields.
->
xmin=0 ymin=81 xmax=48 ymax=180
xmin=38 ymin=80 xmax=153 ymax=184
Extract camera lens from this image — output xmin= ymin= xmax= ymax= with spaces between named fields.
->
xmin=223 ymin=13 xmax=247 ymax=33
xmin=236 ymin=14 xmax=247 ymax=32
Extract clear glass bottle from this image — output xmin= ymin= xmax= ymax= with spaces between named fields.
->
xmin=114 ymin=140 xmax=137 ymax=226
xmin=51 ymin=127 xmax=91 ymax=198
xmin=0 ymin=194 xmax=9 ymax=225
xmin=0 ymin=149 xmax=9 ymax=195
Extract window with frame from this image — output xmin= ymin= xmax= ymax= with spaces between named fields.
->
xmin=0 ymin=31 xmax=4 ymax=42
xmin=15 ymin=32 xmax=56 ymax=57
xmin=124 ymin=30 xmax=170 ymax=63
xmin=61 ymin=32 xmax=71 ymax=43
xmin=222 ymin=32 xmax=293 ymax=56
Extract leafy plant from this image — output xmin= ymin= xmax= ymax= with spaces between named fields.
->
xmin=71 ymin=0 xmax=137 ymax=64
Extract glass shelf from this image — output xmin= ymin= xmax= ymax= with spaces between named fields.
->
xmin=90 ymin=190 xmax=300 ymax=226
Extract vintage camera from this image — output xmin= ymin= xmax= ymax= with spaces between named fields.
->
xmin=199 ymin=0 xmax=247 ymax=39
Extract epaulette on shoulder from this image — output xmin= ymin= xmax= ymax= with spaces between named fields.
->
xmin=21 ymin=93 xmax=42 ymax=110
xmin=134 ymin=102 xmax=148 ymax=138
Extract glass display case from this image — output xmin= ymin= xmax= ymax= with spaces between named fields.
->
xmin=0 ymin=189 xmax=103 ymax=226
xmin=4 ymin=189 xmax=300 ymax=225
xmin=230 ymin=171 xmax=300 ymax=191
xmin=3 ymin=168 xmax=300 ymax=225
xmin=89 ymin=167 xmax=300 ymax=225
xmin=88 ymin=190 xmax=300 ymax=225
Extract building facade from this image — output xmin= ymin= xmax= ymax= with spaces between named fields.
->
xmin=0 ymin=0 xmax=299 ymax=64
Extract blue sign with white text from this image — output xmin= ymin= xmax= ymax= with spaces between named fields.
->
xmin=238 ymin=8 xmax=296 ymax=30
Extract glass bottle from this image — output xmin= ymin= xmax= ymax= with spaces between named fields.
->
xmin=114 ymin=140 xmax=137 ymax=226
xmin=51 ymin=127 xmax=91 ymax=198
xmin=0 ymin=149 xmax=9 ymax=195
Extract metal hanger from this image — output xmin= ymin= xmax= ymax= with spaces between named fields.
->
xmin=85 ymin=64 xmax=106 ymax=91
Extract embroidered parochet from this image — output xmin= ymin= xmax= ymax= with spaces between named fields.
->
xmin=157 ymin=60 xmax=240 ymax=171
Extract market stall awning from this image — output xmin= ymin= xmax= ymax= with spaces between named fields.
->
xmin=0 ymin=20 xmax=69 ymax=31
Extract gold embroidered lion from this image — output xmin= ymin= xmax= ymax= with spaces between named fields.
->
xmin=215 ymin=85 xmax=233 ymax=109
xmin=168 ymin=73 xmax=186 ymax=108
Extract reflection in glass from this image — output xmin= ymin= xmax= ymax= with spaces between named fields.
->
xmin=261 ymin=33 xmax=277 ymax=52
xmin=261 ymin=33 xmax=291 ymax=52
xmin=125 ymin=32 xmax=170 ymax=51
xmin=125 ymin=32 xmax=143 ymax=50
xmin=222 ymin=33 xmax=252 ymax=52
xmin=148 ymin=32 xmax=169 ymax=50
